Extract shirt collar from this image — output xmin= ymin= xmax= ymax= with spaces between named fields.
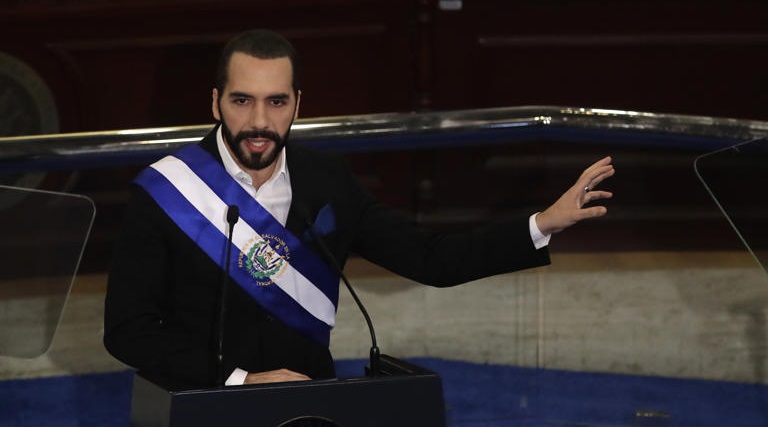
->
xmin=215 ymin=125 xmax=288 ymax=186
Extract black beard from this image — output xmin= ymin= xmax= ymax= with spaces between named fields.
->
xmin=220 ymin=121 xmax=287 ymax=171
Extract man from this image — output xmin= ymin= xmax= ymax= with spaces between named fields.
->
xmin=104 ymin=29 xmax=614 ymax=389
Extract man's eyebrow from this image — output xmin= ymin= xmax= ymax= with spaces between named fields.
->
xmin=228 ymin=91 xmax=253 ymax=99
xmin=267 ymin=93 xmax=291 ymax=100
xmin=227 ymin=92 xmax=290 ymax=100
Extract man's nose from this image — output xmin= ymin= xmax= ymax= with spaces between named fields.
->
xmin=248 ymin=104 xmax=269 ymax=129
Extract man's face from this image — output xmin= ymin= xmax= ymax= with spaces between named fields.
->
xmin=212 ymin=53 xmax=300 ymax=172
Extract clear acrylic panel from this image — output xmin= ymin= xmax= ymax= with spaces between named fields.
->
xmin=695 ymin=137 xmax=768 ymax=277
xmin=0 ymin=184 xmax=95 ymax=358
xmin=438 ymin=138 xmax=768 ymax=427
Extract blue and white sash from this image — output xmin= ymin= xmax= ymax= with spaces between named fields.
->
xmin=134 ymin=144 xmax=339 ymax=346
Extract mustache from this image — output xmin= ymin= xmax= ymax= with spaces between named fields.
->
xmin=233 ymin=129 xmax=283 ymax=145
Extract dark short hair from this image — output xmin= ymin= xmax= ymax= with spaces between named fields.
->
xmin=215 ymin=29 xmax=300 ymax=95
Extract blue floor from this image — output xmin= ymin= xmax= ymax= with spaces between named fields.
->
xmin=2 ymin=358 xmax=768 ymax=426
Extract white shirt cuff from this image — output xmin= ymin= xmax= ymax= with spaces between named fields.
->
xmin=225 ymin=368 xmax=248 ymax=386
xmin=529 ymin=213 xmax=551 ymax=250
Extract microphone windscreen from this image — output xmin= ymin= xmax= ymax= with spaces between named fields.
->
xmin=226 ymin=205 xmax=240 ymax=225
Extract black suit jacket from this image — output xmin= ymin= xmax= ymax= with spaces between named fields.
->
xmin=104 ymin=126 xmax=550 ymax=389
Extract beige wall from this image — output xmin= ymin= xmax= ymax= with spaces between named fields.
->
xmin=332 ymin=251 xmax=768 ymax=384
xmin=2 ymin=250 xmax=766 ymax=384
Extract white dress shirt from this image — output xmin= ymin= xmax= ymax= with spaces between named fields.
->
xmin=217 ymin=128 xmax=292 ymax=386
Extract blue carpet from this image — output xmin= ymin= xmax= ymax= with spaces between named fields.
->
xmin=2 ymin=359 xmax=768 ymax=426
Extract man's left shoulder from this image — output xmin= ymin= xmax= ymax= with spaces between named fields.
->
xmin=287 ymin=143 xmax=347 ymax=170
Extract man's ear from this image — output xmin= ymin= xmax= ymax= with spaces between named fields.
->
xmin=211 ymin=88 xmax=221 ymax=121
xmin=293 ymin=90 xmax=302 ymax=120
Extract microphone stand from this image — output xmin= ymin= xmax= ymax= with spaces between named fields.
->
xmin=303 ymin=221 xmax=381 ymax=376
xmin=216 ymin=205 xmax=239 ymax=386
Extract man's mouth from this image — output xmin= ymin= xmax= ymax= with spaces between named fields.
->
xmin=243 ymin=138 xmax=272 ymax=153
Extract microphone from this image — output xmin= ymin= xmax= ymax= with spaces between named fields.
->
xmin=216 ymin=205 xmax=239 ymax=386
xmin=300 ymin=210 xmax=382 ymax=377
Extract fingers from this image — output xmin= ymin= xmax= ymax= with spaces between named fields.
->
xmin=583 ymin=189 xmax=613 ymax=204
xmin=579 ymin=205 xmax=608 ymax=219
xmin=579 ymin=190 xmax=612 ymax=217
xmin=580 ymin=156 xmax=612 ymax=179
xmin=588 ymin=167 xmax=615 ymax=190
xmin=244 ymin=368 xmax=311 ymax=384
xmin=589 ymin=155 xmax=612 ymax=170
xmin=580 ymin=156 xmax=614 ymax=193
xmin=538 ymin=155 xmax=615 ymax=236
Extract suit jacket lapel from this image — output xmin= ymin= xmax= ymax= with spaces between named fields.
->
xmin=198 ymin=124 xmax=221 ymax=160
xmin=285 ymin=144 xmax=323 ymax=238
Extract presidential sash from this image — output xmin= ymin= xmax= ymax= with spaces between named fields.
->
xmin=134 ymin=144 xmax=339 ymax=346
